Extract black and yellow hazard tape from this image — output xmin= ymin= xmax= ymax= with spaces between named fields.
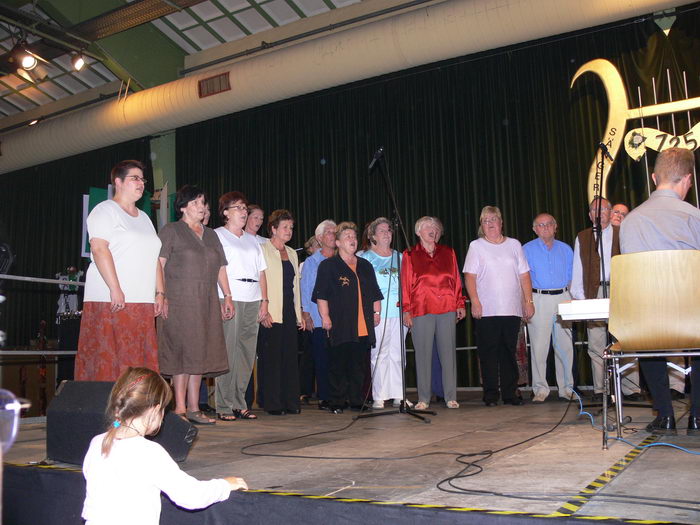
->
xmin=554 ymin=434 xmax=659 ymax=517
xmin=245 ymin=488 xmax=676 ymax=523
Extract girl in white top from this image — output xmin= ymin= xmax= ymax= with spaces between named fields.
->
xmin=82 ymin=367 xmax=247 ymax=525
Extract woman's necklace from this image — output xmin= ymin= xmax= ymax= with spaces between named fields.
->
xmin=484 ymin=235 xmax=505 ymax=245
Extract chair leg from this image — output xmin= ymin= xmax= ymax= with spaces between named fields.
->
xmin=603 ymin=354 xmax=609 ymax=450
xmin=612 ymin=357 xmax=624 ymax=440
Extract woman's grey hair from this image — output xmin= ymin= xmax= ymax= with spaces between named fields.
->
xmin=477 ymin=206 xmax=503 ymax=238
xmin=414 ymin=216 xmax=443 ymax=236
xmin=314 ymin=219 xmax=337 ymax=241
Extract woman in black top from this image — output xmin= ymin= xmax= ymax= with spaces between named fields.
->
xmin=313 ymin=222 xmax=383 ymax=413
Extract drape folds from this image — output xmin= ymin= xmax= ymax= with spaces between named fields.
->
xmin=0 ymin=139 xmax=152 ymax=346
xmin=176 ymin=8 xmax=699 ymax=386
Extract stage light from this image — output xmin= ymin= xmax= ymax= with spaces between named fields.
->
xmin=20 ymin=51 xmax=37 ymax=70
xmin=71 ymin=53 xmax=85 ymax=72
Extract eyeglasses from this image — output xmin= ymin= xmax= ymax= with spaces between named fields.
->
xmin=534 ymin=222 xmax=555 ymax=228
xmin=227 ymin=205 xmax=247 ymax=212
xmin=480 ymin=217 xmax=500 ymax=224
xmin=126 ymin=175 xmax=147 ymax=184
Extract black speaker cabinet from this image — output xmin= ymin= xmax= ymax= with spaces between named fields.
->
xmin=46 ymin=381 xmax=198 ymax=465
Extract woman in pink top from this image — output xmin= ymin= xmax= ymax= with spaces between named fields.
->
xmin=463 ymin=206 xmax=534 ymax=407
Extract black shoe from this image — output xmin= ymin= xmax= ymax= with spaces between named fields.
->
xmin=286 ymin=408 xmax=302 ymax=415
xmin=504 ymin=397 xmax=523 ymax=406
xmin=624 ymin=392 xmax=643 ymax=402
xmin=646 ymin=415 xmax=676 ymax=434
xmin=687 ymin=416 xmax=700 ymax=435
xmin=671 ymin=390 xmax=686 ymax=400
xmin=266 ymin=410 xmax=286 ymax=416
xmin=484 ymin=400 xmax=498 ymax=407
xmin=199 ymin=404 xmax=216 ymax=415
xmin=330 ymin=407 xmax=344 ymax=414
xmin=318 ymin=400 xmax=330 ymax=411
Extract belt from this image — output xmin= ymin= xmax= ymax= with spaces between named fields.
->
xmin=532 ymin=288 xmax=566 ymax=295
xmin=237 ymin=278 xmax=258 ymax=283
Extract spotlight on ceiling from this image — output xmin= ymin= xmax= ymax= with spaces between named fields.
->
xmin=20 ymin=50 xmax=37 ymax=70
xmin=71 ymin=53 xmax=85 ymax=72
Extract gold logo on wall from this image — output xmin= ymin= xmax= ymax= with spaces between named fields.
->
xmin=570 ymin=59 xmax=700 ymax=202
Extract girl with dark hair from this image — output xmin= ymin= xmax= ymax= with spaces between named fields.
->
xmin=82 ymin=367 xmax=247 ymax=525
xmin=76 ymin=160 xmax=164 ymax=381
xmin=157 ymin=185 xmax=234 ymax=425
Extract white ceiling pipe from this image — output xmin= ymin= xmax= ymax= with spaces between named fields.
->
xmin=0 ymin=0 xmax=683 ymax=174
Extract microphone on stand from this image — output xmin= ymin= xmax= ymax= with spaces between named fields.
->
xmin=598 ymin=142 xmax=614 ymax=162
xmin=368 ymin=147 xmax=384 ymax=172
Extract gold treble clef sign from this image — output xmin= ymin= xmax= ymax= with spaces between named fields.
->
xmin=571 ymin=59 xmax=700 ymax=202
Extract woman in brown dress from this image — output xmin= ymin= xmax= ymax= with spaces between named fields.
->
xmin=158 ymin=185 xmax=234 ymax=425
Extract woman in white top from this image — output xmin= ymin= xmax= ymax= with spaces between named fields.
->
xmin=214 ymin=192 xmax=269 ymax=421
xmin=463 ymin=206 xmax=534 ymax=406
xmin=75 ymin=160 xmax=165 ymax=381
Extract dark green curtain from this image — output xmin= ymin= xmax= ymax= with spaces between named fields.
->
xmin=0 ymin=139 xmax=152 ymax=346
xmin=168 ymin=7 xmax=695 ymax=387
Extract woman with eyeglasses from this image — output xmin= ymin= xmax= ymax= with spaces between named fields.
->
xmin=213 ymin=192 xmax=269 ymax=421
xmin=157 ymin=185 xmax=234 ymax=425
xmin=401 ymin=217 xmax=466 ymax=410
xmin=463 ymin=206 xmax=534 ymax=407
xmin=76 ymin=160 xmax=164 ymax=382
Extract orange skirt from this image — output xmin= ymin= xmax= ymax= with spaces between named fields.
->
xmin=75 ymin=302 xmax=159 ymax=381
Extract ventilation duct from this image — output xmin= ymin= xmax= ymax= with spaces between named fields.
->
xmin=0 ymin=0 xmax=681 ymax=174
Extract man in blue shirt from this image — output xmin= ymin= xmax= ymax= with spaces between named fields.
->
xmin=523 ymin=213 xmax=575 ymax=402
xmin=301 ymin=219 xmax=337 ymax=410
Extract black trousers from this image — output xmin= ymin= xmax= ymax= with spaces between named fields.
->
xmin=260 ymin=312 xmax=300 ymax=412
xmin=298 ymin=329 xmax=315 ymax=397
xmin=640 ymin=356 xmax=700 ymax=417
xmin=328 ymin=339 xmax=368 ymax=408
xmin=475 ymin=316 xmax=521 ymax=402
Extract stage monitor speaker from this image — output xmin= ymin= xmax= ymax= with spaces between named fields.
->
xmin=46 ymin=381 xmax=198 ymax=465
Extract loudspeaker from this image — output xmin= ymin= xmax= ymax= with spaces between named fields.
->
xmin=46 ymin=381 xmax=198 ymax=465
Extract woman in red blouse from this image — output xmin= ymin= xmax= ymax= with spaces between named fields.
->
xmin=401 ymin=217 xmax=466 ymax=410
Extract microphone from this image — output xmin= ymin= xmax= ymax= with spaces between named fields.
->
xmin=368 ymin=147 xmax=384 ymax=171
xmin=598 ymin=142 xmax=613 ymax=162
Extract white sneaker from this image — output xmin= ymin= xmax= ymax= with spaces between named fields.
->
xmin=532 ymin=391 xmax=548 ymax=403
xmin=372 ymin=400 xmax=384 ymax=409
xmin=560 ymin=389 xmax=575 ymax=400
xmin=392 ymin=399 xmax=401 ymax=408
xmin=446 ymin=400 xmax=459 ymax=409
xmin=415 ymin=401 xmax=429 ymax=410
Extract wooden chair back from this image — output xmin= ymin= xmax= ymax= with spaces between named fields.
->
xmin=608 ymin=250 xmax=700 ymax=351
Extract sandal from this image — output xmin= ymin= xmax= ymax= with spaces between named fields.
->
xmin=217 ymin=413 xmax=237 ymax=422
xmin=233 ymin=409 xmax=257 ymax=420
xmin=186 ymin=411 xmax=216 ymax=425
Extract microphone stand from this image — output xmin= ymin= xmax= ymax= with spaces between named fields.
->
xmin=355 ymin=147 xmax=435 ymax=423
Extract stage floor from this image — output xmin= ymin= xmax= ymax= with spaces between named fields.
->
xmin=8 ymin=392 xmax=700 ymax=523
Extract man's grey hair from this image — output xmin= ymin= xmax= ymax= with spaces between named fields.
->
xmin=315 ymin=219 xmax=337 ymax=241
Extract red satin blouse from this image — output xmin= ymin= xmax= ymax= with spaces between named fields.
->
xmin=401 ymin=243 xmax=466 ymax=317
